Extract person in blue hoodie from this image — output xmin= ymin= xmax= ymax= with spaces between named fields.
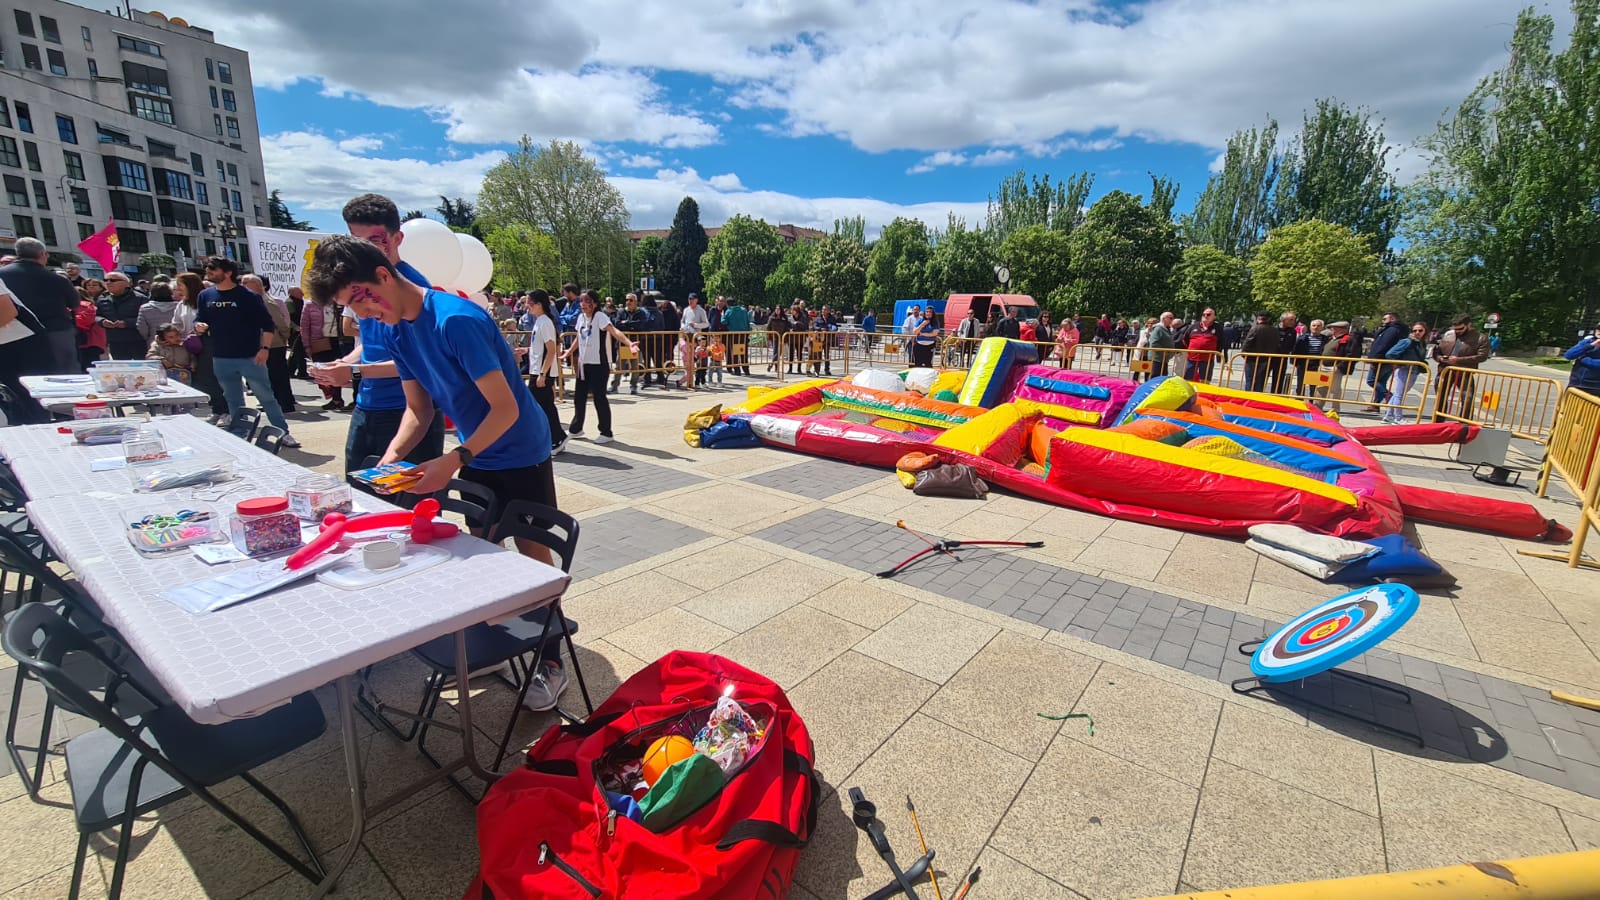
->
xmin=1564 ymin=331 xmax=1600 ymax=394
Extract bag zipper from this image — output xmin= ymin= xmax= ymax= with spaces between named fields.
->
xmin=538 ymin=841 xmax=601 ymax=898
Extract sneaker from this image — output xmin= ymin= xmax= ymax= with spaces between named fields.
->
xmin=595 ymin=434 xmax=613 ymax=445
xmin=521 ymin=663 xmax=570 ymax=713
xmin=630 ymin=386 xmax=638 ymax=395
xmin=209 ymin=414 xmax=231 ymax=427
xmin=568 ymin=428 xmax=584 ymax=437
xmin=280 ymin=433 xmax=302 ymax=448
xmin=439 ymin=662 xmax=506 ymax=687
xmin=551 ymin=437 xmax=568 ymax=455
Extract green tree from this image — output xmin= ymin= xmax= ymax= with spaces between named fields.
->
xmin=765 ymin=240 xmax=816 ymax=306
xmin=1148 ymin=174 xmax=1181 ymax=221
xmin=1249 ymin=219 xmax=1383 ymax=322
xmin=634 ymin=234 xmax=663 ymax=288
xmin=997 ymin=225 xmax=1072 ymax=310
xmin=985 ymin=170 xmax=1094 ymax=241
xmin=1174 ymin=244 xmax=1251 ymax=319
xmin=833 ymin=215 xmax=867 ymax=245
xmin=924 ymin=215 xmax=996 ymax=296
xmin=1271 ymin=99 xmax=1399 ymax=253
xmin=267 ymin=190 xmax=312 ymax=231
xmin=1065 ymin=191 xmax=1181 ymax=316
xmin=658 ymin=197 xmax=708 ymax=302
xmin=477 ymin=136 xmax=632 ymax=289
xmin=401 ymin=209 xmax=427 ymax=222
xmin=864 ymin=217 xmax=931 ymax=311
xmin=435 ymin=196 xmax=477 ymax=231
xmin=1406 ymin=0 xmax=1600 ymax=343
xmin=1180 ymin=119 xmax=1280 ymax=256
xmin=483 ymin=223 xmax=561 ymax=293
xmin=805 ymin=234 xmax=870 ymax=310
xmin=137 ymin=253 xmax=176 ymax=275
xmin=701 ymin=215 xmax=783 ymax=306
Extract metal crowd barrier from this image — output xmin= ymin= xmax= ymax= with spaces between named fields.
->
xmin=1219 ymin=353 xmax=1432 ymax=423
xmin=1431 ymin=366 xmax=1561 ymax=441
xmin=1528 ymin=387 xmax=1600 ymax=569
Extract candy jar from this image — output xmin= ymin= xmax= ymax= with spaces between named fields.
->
xmin=286 ymin=473 xmax=353 ymax=522
xmin=230 ymin=497 xmax=303 ymax=556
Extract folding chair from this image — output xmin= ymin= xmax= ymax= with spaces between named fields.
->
xmin=253 ymin=424 xmax=287 ymax=456
xmin=224 ymin=408 xmax=261 ymax=442
xmin=3 ymin=604 xmax=325 ymax=899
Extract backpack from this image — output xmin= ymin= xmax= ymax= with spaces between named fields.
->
xmin=469 ymin=651 xmax=820 ymax=900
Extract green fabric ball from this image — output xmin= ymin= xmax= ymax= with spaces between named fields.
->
xmin=933 ymin=389 xmax=960 ymax=403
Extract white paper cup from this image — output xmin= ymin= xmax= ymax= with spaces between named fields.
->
xmin=362 ymin=539 xmax=403 ymax=571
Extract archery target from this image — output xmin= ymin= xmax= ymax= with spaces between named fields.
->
xmin=1250 ymin=584 xmax=1419 ymax=683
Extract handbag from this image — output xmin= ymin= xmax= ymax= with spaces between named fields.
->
xmin=308 ymin=337 xmax=333 ymax=355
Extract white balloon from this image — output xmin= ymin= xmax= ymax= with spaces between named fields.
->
xmin=453 ymin=233 xmax=494 ymax=293
xmin=398 ymin=218 xmax=462 ymax=288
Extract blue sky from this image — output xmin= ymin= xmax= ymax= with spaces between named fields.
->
xmin=132 ymin=0 xmax=1540 ymax=236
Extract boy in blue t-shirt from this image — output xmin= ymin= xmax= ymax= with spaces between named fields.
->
xmin=306 ymin=235 xmax=555 ymax=559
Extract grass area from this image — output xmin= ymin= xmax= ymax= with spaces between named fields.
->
xmin=1507 ymin=355 xmax=1574 ymax=371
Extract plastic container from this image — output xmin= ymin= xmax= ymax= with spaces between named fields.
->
xmin=229 ymin=497 xmax=303 ymax=556
xmin=121 ymin=427 xmax=169 ymax=465
xmin=124 ymin=505 xmax=221 ymax=554
xmin=286 ymin=473 xmax=352 ymax=522
xmin=61 ymin=415 xmax=149 ymax=445
xmin=73 ymin=400 xmax=113 ymax=420
xmin=128 ymin=453 xmax=236 ymax=492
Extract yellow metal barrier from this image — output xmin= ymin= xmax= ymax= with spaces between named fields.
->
xmin=1432 ymin=366 xmax=1561 ymax=441
xmin=1525 ymin=387 xmax=1600 ymax=569
xmin=1140 ymin=849 xmax=1600 ymax=900
xmin=1220 ymin=353 xmax=1431 ymax=423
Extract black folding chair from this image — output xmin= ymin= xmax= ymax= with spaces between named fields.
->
xmin=253 ymin=424 xmax=287 ymax=456
xmin=3 ymin=604 xmax=325 ymax=899
xmin=224 ymin=408 xmax=261 ymax=442
xmin=436 ymin=477 xmax=499 ymax=534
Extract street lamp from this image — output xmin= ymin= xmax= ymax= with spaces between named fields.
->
xmin=207 ymin=219 xmax=239 ymax=260
xmin=640 ymin=259 xmax=654 ymax=294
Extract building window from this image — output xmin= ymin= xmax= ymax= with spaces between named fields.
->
xmin=118 ymin=228 xmax=149 ymax=252
xmin=195 ymin=181 xmax=208 ymax=205
xmin=116 ymin=35 xmax=163 ymax=57
xmin=78 ymin=222 xmax=95 ymax=242
xmin=226 ymin=163 xmax=239 ymax=185
xmin=222 ymin=89 xmax=237 ymax=112
xmin=225 ymin=117 xmax=240 ymax=139
xmin=40 ymin=219 xmax=55 ymax=245
xmin=109 ymin=191 xmax=155 ymax=224
xmin=217 ymin=61 xmax=232 ymax=83
xmin=212 ymin=114 xmax=222 ymax=136
xmin=14 ymin=104 xmax=31 ymax=134
xmin=81 ymin=26 xmax=93 ymax=49
xmin=47 ymin=49 xmax=67 ymax=76
xmin=104 ymin=157 xmax=149 ymax=191
xmin=22 ymin=142 xmax=39 ymax=172
xmin=0 ymin=100 xmax=10 ymax=129
xmin=163 ymin=232 xmax=191 ymax=256
xmin=189 ymin=152 xmax=203 ymax=176
xmin=147 ymin=139 xmax=177 ymax=160
xmin=13 ymin=11 xmax=34 ymax=37
xmin=21 ymin=44 xmax=42 ymax=71
xmin=0 ymin=138 xmax=19 ymax=169
xmin=215 ymin=160 xmax=225 ymax=182
xmin=62 ymin=150 xmax=84 ymax=181
xmin=231 ymin=190 xmax=243 ymax=212
xmin=209 ymin=86 xmax=218 ymax=108
xmin=4 ymin=175 xmax=28 ymax=206
xmin=55 ymin=115 xmax=76 ymax=144
xmin=238 ymin=242 xmax=250 ymax=264
xmin=203 ymin=237 xmax=216 ymax=255
xmin=158 ymin=198 xmax=198 ymax=229
xmin=31 ymin=179 xmax=48 ymax=210
xmin=71 ymin=186 xmax=90 ymax=216
xmin=156 ymin=169 xmax=193 ymax=200
xmin=129 ymin=94 xmax=174 ymax=125
xmin=13 ymin=216 xmax=35 ymax=238
xmin=40 ymin=17 xmax=60 ymax=43
xmin=254 ymin=204 xmax=262 ymax=221
xmin=96 ymin=125 xmax=130 ymax=145
xmin=87 ymin=58 xmax=98 ymax=78
xmin=205 ymin=58 xmax=214 ymax=80
xmin=121 ymin=62 xmax=170 ymax=95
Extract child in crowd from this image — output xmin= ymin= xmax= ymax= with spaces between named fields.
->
xmin=708 ymin=335 xmax=726 ymax=384
xmin=147 ymin=324 xmax=196 ymax=384
xmin=694 ymin=334 xmax=711 ymax=386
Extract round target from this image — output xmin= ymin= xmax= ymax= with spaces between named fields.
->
xmin=1250 ymin=584 xmax=1419 ymax=683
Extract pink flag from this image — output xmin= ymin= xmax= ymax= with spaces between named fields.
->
xmin=77 ymin=217 xmax=120 ymax=273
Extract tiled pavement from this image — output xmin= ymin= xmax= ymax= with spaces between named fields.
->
xmin=4 ymin=368 xmax=1600 ymax=899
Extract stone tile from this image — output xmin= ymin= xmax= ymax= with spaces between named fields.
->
xmin=1212 ymin=703 xmax=1379 ymax=815
xmin=604 ymin=607 xmax=737 ymax=662
xmin=1084 ymin=536 xmax=1167 ymax=581
xmin=991 ymin=738 xmax=1197 ymax=900
xmin=1546 ymin=589 xmax=1600 ymax=658
xmin=711 ymin=605 xmax=868 ymax=690
xmin=1383 ymin=595 xmax=1482 ymax=661
xmin=652 ymin=542 xmax=782 ymax=590
xmin=941 ymin=509 xmax=1031 ymax=542
xmin=556 ymin=449 xmax=705 ymax=497
xmin=1245 ymin=581 xmax=1324 ymax=621
xmin=1064 ymin=663 xmax=1222 ymax=788
xmin=1157 ymin=534 xmax=1257 ymax=604
xmin=658 ymin=481 xmax=807 ymax=530
xmin=923 ymin=631 xmax=1101 ymax=761
xmin=1414 ymin=523 xmax=1527 ymax=574
xmin=1183 ymin=760 xmax=1383 ymax=891
xmin=1105 ymin=519 xmax=1183 ymax=550
xmin=803 ymin=579 xmax=916 ymax=630
xmin=853 ymin=603 xmax=1000 ymax=684
xmin=566 ymin=507 xmax=712 ymax=582
xmin=787 ymin=652 xmax=937 ymax=789
xmin=365 ymin=787 xmax=482 ymax=900
xmin=745 ymin=457 xmax=886 ymax=499
xmin=0 ymin=780 xmax=89 ymax=892
xmin=680 ymin=559 xmax=846 ymax=632
xmin=794 ymin=715 xmax=1032 ymax=899
xmin=558 ymin=570 xmax=701 ymax=639
xmin=965 ymin=848 xmax=1087 ymax=900
xmin=1432 ymin=561 xmax=1563 ymax=622
xmin=1375 ymin=753 xmax=1576 ymax=871
xmin=1029 ymin=507 xmax=1111 ymax=544
xmin=1454 ymin=599 xmax=1600 ymax=687
xmin=1561 ymin=810 xmax=1600 ymax=850
xmin=243 ymin=847 xmax=395 ymax=899
xmin=1 ymin=863 xmax=107 ymax=899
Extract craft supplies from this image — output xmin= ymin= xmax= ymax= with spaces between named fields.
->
xmin=348 ymin=461 xmax=425 ymax=495
xmin=361 ymin=539 xmax=402 ymax=571
xmin=121 ymin=427 xmax=169 ymax=465
xmin=89 ymin=359 xmax=166 ymax=392
xmin=60 ymin=415 xmax=150 ymax=444
xmin=125 ymin=507 xmax=221 ymax=554
xmin=129 ymin=455 xmax=236 ymax=491
xmin=286 ymin=473 xmax=352 ymax=521
xmin=229 ymin=497 xmax=304 ymax=556
xmin=692 ymin=694 xmax=764 ymax=775
xmin=73 ymin=399 xmax=113 ymax=420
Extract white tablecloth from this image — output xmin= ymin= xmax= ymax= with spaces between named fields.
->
xmin=20 ymin=375 xmax=212 ymax=410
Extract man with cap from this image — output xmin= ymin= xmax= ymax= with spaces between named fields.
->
xmin=1322 ymin=321 xmax=1363 ymax=405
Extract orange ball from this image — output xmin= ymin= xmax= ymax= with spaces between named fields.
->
xmin=641 ymin=735 xmax=697 ymax=787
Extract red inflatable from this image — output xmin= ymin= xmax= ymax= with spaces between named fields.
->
xmin=1393 ymin=482 xmax=1570 ymax=542
xmin=1345 ymin=422 xmax=1480 ymax=446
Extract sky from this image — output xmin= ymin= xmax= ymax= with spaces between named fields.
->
xmin=111 ymin=0 xmax=1555 ymax=236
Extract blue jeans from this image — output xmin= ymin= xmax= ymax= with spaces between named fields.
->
xmin=211 ymin=356 xmax=290 ymax=431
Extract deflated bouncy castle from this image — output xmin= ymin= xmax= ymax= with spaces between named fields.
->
xmin=719 ymin=338 xmax=1569 ymax=545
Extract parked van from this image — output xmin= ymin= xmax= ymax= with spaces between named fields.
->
xmin=890 ymin=298 xmax=947 ymax=333
xmin=943 ymin=293 xmax=1039 ymax=329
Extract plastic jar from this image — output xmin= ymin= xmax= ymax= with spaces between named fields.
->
xmin=121 ymin=426 xmax=168 ymax=464
xmin=73 ymin=399 xmax=113 ymax=420
xmin=230 ymin=497 xmax=303 ymax=556
xmin=286 ymin=473 xmax=352 ymax=522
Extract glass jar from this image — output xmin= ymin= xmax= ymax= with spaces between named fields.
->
xmin=73 ymin=399 xmax=113 ymax=420
xmin=286 ymin=473 xmax=352 ymax=522
xmin=121 ymin=426 xmax=169 ymax=465
xmin=230 ymin=497 xmax=303 ymax=556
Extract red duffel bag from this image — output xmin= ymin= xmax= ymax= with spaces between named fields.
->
xmin=467 ymin=651 xmax=820 ymax=899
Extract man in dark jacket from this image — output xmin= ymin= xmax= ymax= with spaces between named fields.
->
xmin=96 ymin=272 xmax=150 ymax=359
xmin=656 ymin=297 xmax=680 ymax=386
xmin=1 ymin=238 xmax=79 ymax=372
xmin=611 ymin=293 xmax=651 ymax=394
xmin=994 ymin=305 xmax=1022 ymax=340
xmin=1363 ymin=312 xmax=1405 ymax=411
xmin=1240 ymin=312 xmax=1278 ymax=391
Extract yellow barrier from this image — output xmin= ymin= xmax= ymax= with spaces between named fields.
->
xmin=1220 ymin=353 xmax=1431 ymax=423
xmin=1526 ymin=387 xmax=1600 ymax=570
xmin=1139 ymin=849 xmax=1600 ymax=900
xmin=1432 ymin=366 xmax=1561 ymax=441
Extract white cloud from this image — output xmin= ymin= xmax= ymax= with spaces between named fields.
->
xmin=336 ymin=135 xmax=385 ymax=154
xmin=260 ymin=132 xmax=503 ymax=214
xmin=617 ymin=154 xmax=665 ymax=169
xmin=907 ymin=148 xmax=1019 ymax=174
xmin=707 ymin=173 xmax=746 ymax=191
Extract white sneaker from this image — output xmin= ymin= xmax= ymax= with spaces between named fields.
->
xmin=439 ymin=662 xmax=506 ymax=687
xmin=552 ymin=437 xmax=568 ymax=455
xmin=280 ymin=433 xmax=301 ymax=448
xmin=211 ymin=414 xmax=232 ymax=428
xmin=521 ymin=663 xmax=570 ymax=712
xmin=594 ymin=434 xmax=613 ymax=445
